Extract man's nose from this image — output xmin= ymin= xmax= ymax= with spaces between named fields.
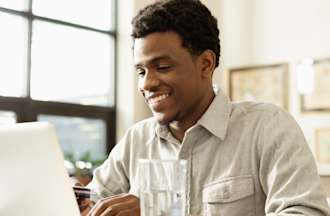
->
xmin=139 ymin=70 xmax=160 ymax=91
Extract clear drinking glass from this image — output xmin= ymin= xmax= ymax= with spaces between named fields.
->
xmin=138 ymin=159 xmax=187 ymax=216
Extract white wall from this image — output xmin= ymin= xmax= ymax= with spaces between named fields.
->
xmin=116 ymin=1 xmax=135 ymax=140
xmin=219 ymin=0 xmax=330 ymax=159
xmin=220 ymin=0 xmax=330 ymax=67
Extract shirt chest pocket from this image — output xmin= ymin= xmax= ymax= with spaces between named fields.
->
xmin=202 ymin=176 xmax=255 ymax=216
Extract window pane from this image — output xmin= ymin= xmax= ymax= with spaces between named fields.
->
xmin=31 ymin=20 xmax=114 ymax=106
xmin=0 ymin=0 xmax=28 ymax=11
xmin=38 ymin=115 xmax=107 ymax=164
xmin=0 ymin=13 xmax=27 ymax=97
xmin=32 ymin=0 xmax=114 ymax=30
xmin=0 ymin=111 xmax=16 ymax=124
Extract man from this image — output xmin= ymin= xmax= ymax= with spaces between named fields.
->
xmin=86 ymin=0 xmax=330 ymax=215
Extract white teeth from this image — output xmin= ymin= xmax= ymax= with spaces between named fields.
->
xmin=149 ymin=94 xmax=169 ymax=104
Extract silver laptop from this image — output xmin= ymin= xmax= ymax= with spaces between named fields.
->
xmin=0 ymin=122 xmax=80 ymax=216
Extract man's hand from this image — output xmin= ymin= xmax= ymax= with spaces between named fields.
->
xmin=87 ymin=193 xmax=140 ymax=216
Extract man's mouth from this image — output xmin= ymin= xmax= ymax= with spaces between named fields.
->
xmin=148 ymin=94 xmax=169 ymax=105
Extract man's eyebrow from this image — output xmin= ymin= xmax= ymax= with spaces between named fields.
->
xmin=135 ymin=55 xmax=173 ymax=67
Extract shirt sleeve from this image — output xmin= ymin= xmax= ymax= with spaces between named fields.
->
xmin=258 ymin=109 xmax=330 ymax=215
xmin=87 ymin=130 xmax=131 ymax=199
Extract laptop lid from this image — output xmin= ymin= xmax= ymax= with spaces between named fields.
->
xmin=0 ymin=122 xmax=80 ymax=216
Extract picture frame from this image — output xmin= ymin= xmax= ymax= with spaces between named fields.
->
xmin=301 ymin=58 xmax=330 ymax=112
xmin=229 ymin=63 xmax=289 ymax=109
xmin=315 ymin=128 xmax=330 ymax=165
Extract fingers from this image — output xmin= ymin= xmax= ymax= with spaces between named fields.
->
xmin=87 ymin=194 xmax=140 ymax=216
xmin=89 ymin=195 xmax=124 ymax=215
xmin=99 ymin=203 xmax=125 ymax=216
xmin=81 ymin=206 xmax=92 ymax=216
xmin=116 ymin=209 xmax=134 ymax=216
xmin=102 ymin=209 xmax=134 ymax=216
xmin=80 ymin=199 xmax=93 ymax=212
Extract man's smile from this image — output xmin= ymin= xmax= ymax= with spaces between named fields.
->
xmin=148 ymin=93 xmax=169 ymax=105
xmin=145 ymin=93 xmax=171 ymax=110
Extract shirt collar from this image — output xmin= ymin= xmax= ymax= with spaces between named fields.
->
xmin=197 ymin=89 xmax=232 ymax=140
xmin=155 ymin=88 xmax=232 ymax=141
xmin=155 ymin=123 xmax=181 ymax=145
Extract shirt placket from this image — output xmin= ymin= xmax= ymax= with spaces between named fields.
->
xmin=178 ymin=128 xmax=198 ymax=216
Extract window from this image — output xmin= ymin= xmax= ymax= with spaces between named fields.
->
xmin=31 ymin=20 xmax=115 ymax=106
xmin=38 ymin=115 xmax=107 ymax=163
xmin=0 ymin=13 xmax=27 ymax=97
xmin=0 ymin=1 xmax=116 ymax=168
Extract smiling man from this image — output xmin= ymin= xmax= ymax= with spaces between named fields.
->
xmin=86 ymin=0 xmax=330 ymax=215
xmin=134 ymin=31 xmax=216 ymax=141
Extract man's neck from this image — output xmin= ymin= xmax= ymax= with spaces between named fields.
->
xmin=168 ymin=89 xmax=215 ymax=142
xmin=168 ymin=121 xmax=191 ymax=142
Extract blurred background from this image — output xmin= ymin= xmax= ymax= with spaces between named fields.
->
xmin=0 ymin=0 xmax=330 ymax=191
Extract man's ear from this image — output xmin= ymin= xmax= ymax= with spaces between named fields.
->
xmin=198 ymin=49 xmax=216 ymax=79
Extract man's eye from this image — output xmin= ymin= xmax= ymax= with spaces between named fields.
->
xmin=157 ymin=65 xmax=172 ymax=72
xmin=136 ymin=68 xmax=145 ymax=77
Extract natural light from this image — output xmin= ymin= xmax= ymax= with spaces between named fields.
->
xmin=32 ymin=0 xmax=113 ymax=30
xmin=30 ymin=20 xmax=114 ymax=106
xmin=0 ymin=13 xmax=27 ymax=97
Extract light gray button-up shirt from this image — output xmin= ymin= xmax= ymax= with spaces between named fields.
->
xmin=88 ymin=90 xmax=330 ymax=215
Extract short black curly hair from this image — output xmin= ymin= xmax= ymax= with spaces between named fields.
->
xmin=131 ymin=0 xmax=220 ymax=68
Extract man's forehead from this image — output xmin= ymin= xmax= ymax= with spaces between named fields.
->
xmin=132 ymin=32 xmax=188 ymax=66
xmin=134 ymin=53 xmax=173 ymax=67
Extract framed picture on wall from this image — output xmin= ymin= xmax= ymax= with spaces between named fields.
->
xmin=229 ymin=63 xmax=288 ymax=109
xmin=315 ymin=128 xmax=330 ymax=164
xmin=301 ymin=58 xmax=330 ymax=112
